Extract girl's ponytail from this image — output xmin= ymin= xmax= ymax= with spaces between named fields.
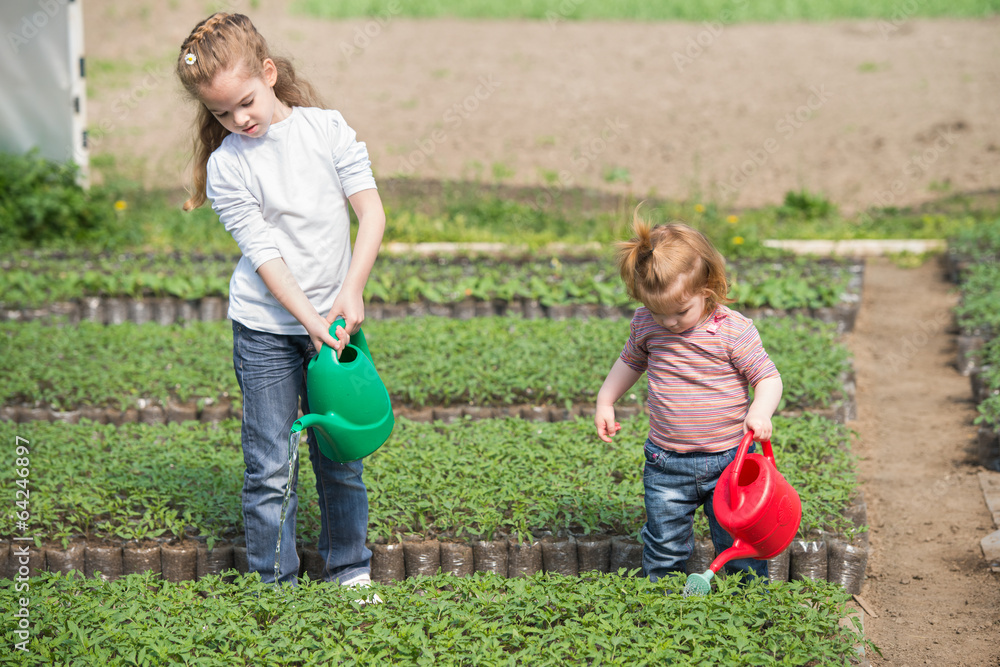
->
xmin=176 ymin=13 xmax=324 ymax=210
xmin=184 ymin=109 xmax=229 ymax=211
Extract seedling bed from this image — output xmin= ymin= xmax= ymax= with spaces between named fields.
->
xmin=0 ymin=386 xmax=858 ymax=431
xmin=0 ymin=414 xmax=866 ymax=593
xmin=0 ymin=252 xmax=863 ymax=332
xmin=0 ymin=570 xmax=871 ymax=665
xmin=0 ymin=316 xmax=855 ymax=418
xmin=1 ymin=294 xmax=862 ymax=336
xmin=0 ymin=528 xmax=866 ymax=595
xmin=946 ymin=223 xmax=1000 ymax=462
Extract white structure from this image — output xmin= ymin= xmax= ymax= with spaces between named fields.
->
xmin=0 ymin=0 xmax=88 ymax=183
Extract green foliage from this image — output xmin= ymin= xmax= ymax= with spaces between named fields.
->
xmin=366 ymin=255 xmax=626 ymax=306
xmin=380 ymin=195 xmax=622 ymax=247
xmin=777 ymin=189 xmax=837 ymax=220
xmin=603 ymin=166 xmax=632 ymax=185
xmin=949 ymin=217 xmax=1000 ymax=263
xmin=366 ymin=416 xmax=647 ymax=541
xmin=0 ymin=251 xmax=233 ymax=307
xmin=728 ymin=258 xmax=854 ymax=310
xmin=968 ymin=336 xmax=1000 ymax=428
xmin=366 ymin=255 xmax=854 ymax=310
xmin=0 ymin=150 xmax=124 ymax=248
xmin=366 ymin=413 xmax=858 ymax=542
xmin=0 ymin=570 xmax=870 ymax=666
xmin=0 ymin=250 xmax=856 ymax=312
xmin=375 ymin=315 xmax=851 ymax=411
xmin=949 ymin=220 xmax=1000 ymax=428
xmin=440 ymin=196 xmax=602 ymax=244
xmin=0 ymin=420 xmax=244 ymax=544
xmin=0 ymin=316 xmax=850 ymax=413
xmin=954 ymin=261 xmax=1000 ymax=336
xmin=0 ymin=320 xmax=236 ymax=410
xmin=0 ymin=413 xmax=858 ymax=545
xmin=774 ymin=414 xmax=859 ymax=536
xmin=756 ymin=316 xmax=853 ymax=412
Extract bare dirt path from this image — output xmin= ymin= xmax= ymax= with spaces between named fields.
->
xmin=849 ymin=257 xmax=1000 ymax=665
xmin=83 ymin=0 xmax=1000 ymax=212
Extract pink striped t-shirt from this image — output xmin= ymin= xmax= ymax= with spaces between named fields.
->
xmin=619 ymin=304 xmax=779 ymax=453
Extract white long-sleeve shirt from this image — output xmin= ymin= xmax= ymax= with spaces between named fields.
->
xmin=206 ymin=106 xmax=377 ymax=335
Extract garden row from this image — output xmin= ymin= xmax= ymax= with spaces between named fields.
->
xmin=0 ymin=172 xmax=872 ymax=663
xmin=947 ymin=219 xmax=1000 ymax=466
xmin=0 ymin=251 xmax=863 ymax=332
xmin=0 ymin=570 xmax=868 ymax=665
xmin=0 ymin=414 xmax=865 ymax=590
xmin=0 ymin=316 xmax=855 ymax=419
xmin=0 ymin=522 xmax=866 ymax=594
xmin=0 ymin=254 xmax=870 ymax=658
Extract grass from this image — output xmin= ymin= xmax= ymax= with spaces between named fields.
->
xmin=79 ymin=174 xmax=992 ymax=259
xmin=24 ymin=151 xmax=987 ymax=259
xmin=293 ymin=0 xmax=1000 ymax=20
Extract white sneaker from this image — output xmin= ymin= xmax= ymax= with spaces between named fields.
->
xmin=341 ymin=573 xmax=382 ymax=605
xmin=339 ymin=573 xmax=371 ymax=587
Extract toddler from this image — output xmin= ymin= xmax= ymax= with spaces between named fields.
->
xmin=595 ymin=214 xmax=783 ymax=582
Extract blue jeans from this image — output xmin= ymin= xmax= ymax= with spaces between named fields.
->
xmin=233 ymin=320 xmax=372 ymax=584
xmin=641 ymin=438 xmax=768 ymax=583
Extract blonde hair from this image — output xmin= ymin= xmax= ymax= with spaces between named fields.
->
xmin=176 ymin=13 xmax=324 ymax=210
xmin=616 ymin=210 xmax=731 ymax=314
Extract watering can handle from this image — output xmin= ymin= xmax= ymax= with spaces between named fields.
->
xmin=321 ymin=318 xmax=372 ymax=366
xmin=728 ymin=430 xmax=775 ymax=510
xmin=327 ymin=318 xmax=348 ymax=365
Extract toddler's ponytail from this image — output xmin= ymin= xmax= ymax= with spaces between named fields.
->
xmin=615 ymin=208 xmax=730 ymax=312
xmin=616 ymin=210 xmax=656 ymax=303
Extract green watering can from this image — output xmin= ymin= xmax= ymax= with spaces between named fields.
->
xmin=291 ymin=319 xmax=394 ymax=462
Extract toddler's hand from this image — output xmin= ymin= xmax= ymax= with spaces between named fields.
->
xmin=743 ymin=414 xmax=773 ymax=442
xmin=595 ymin=405 xmax=621 ymax=443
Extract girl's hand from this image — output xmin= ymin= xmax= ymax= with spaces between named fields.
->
xmin=595 ymin=405 xmax=621 ymax=443
xmin=305 ymin=313 xmax=341 ymax=358
xmin=743 ymin=414 xmax=773 ymax=442
xmin=326 ymin=291 xmax=365 ymax=354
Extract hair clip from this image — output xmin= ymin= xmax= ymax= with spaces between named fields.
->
xmin=184 ymin=52 xmax=197 ymax=65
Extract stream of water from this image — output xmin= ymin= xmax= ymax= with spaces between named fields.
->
xmin=273 ymin=429 xmax=301 ymax=583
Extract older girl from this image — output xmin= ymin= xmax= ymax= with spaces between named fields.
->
xmin=177 ymin=13 xmax=385 ymax=588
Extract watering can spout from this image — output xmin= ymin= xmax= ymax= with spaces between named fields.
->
xmin=292 ymin=413 xmax=323 ymax=433
xmin=707 ymin=539 xmax=759 ymax=574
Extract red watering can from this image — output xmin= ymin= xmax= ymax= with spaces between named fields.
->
xmin=683 ymin=430 xmax=802 ymax=596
